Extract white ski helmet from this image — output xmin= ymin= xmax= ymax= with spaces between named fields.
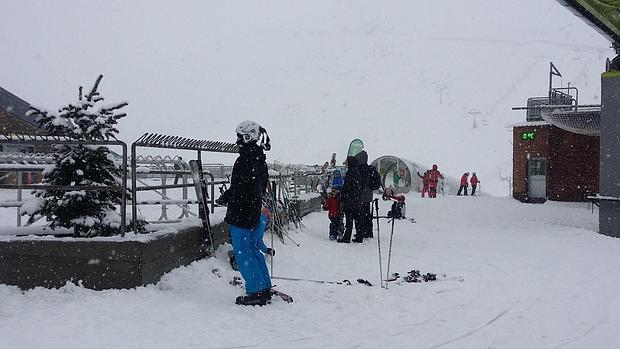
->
xmin=235 ymin=120 xmax=271 ymax=150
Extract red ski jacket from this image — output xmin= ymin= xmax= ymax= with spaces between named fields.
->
xmin=417 ymin=171 xmax=430 ymax=185
xmin=324 ymin=195 xmax=341 ymax=219
xmin=470 ymin=175 xmax=479 ymax=186
xmin=428 ymin=170 xmax=443 ymax=187
xmin=460 ymin=174 xmax=469 ymax=186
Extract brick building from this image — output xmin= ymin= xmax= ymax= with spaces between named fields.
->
xmin=513 ymin=122 xmax=599 ymax=202
xmin=513 ymin=88 xmax=601 ymax=203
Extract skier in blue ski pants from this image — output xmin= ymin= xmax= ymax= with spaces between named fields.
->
xmin=229 ymin=213 xmax=272 ymax=294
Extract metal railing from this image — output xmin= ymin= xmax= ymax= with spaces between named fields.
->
xmin=0 ymin=132 xmax=324 ymax=237
xmin=0 ymin=134 xmax=128 ymax=235
xmin=131 ymin=133 xmax=238 ymax=232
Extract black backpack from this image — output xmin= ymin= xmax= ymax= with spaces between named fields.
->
xmin=387 ymin=201 xmax=406 ymax=219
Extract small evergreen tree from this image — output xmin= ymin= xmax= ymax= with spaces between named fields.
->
xmin=25 ymin=75 xmax=130 ymax=237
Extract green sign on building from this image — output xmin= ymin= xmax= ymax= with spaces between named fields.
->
xmin=520 ymin=131 xmax=536 ymax=141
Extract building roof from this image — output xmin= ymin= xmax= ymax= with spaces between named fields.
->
xmin=0 ymin=86 xmax=33 ymax=124
xmin=509 ymin=121 xmax=553 ymax=128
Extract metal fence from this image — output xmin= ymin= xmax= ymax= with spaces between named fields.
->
xmin=0 ymin=134 xmax=128 ymax=235
xmin=0 ymin=132 xmax=324 ymax=236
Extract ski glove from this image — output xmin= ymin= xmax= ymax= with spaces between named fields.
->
xmin=265 ymin=248 xmax=275 ymax=256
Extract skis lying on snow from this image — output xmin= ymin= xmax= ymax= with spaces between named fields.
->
xmin=212 ymin=269 xmax=294 ymax=304
xmin=272 ymin=276 xmax=353 ymax=286
xmin=272 ymin=271 xmax=464 ymax=288
xmin=270 ymin=288 xmax=294 ymax=303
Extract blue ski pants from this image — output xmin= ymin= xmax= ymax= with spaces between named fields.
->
xmin=229 ymin=215 xmax=272 ymax=294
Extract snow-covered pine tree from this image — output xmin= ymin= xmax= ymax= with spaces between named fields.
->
xmin=24 ymin=75 xmax=131 ymax=237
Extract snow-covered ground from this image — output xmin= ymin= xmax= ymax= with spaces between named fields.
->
xmin=3 ymin=193 xmax=619 ymax=348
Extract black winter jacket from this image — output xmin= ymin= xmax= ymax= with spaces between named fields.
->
xmin=340 ymin=156 xmax=364 ymax=212
xmin=219 ymin=143 xmax=268 ymax=229
xmin=356 ymin=150 xmax=381 ymax=203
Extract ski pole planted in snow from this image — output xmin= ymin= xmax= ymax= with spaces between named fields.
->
xmin=385 ymin=217 xmax=396 ymax=290
xmin=270 ymin=181 xmax=276 ymax=278
xmin=374 ymin=199 xmax=384 ymax=289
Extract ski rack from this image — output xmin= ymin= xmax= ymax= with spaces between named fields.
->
xmin=132 ymin=133 xmax=239 ymax=153
xmin=0 ymin=133 xmax=73 ymax=142
xmin=130 ymin=133 xmax=239 ymax=232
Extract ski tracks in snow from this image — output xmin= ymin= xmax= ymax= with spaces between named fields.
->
xmin=426 ymin=307 xmax=511 ymax=349
xmin=550 ymin=316 xmax=606 ymax=349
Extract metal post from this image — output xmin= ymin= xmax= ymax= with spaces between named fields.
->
xmin=16 ymin=171 xmax=22 ymax=227
xmin=182 ymin=170 xmax=188 ymax=218
xmin=131 ymin=142 xmax=137 ymax=234
xmin=120 ymin=142 xmax=127 ymax=236
xmin=159 ymin=172 xmax=168 ymax=221
xmin=599 ymin=71 xmax=620 ymax=237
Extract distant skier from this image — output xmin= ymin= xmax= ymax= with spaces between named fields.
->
xmin=470 ymin=172 xmax=480 ymax=196
xmin=323 ymin=188 xmax=343 ymax=241
xmin=457 ymin=172 xmax=470 ymax=196
xmin=392 ymin=170 xmax=401 ymax=190
xmin=331 ymin=168 xmax=344 ymax=190
xmin=417 ymin=170 xmax=430 ymax=198
xmin=216 ymin=120 xmax=273 ymax=306
xmin=173 ymin=156 xmax=185 ymax=185
xmin=427 ymin=164 xmax=444 ymax=198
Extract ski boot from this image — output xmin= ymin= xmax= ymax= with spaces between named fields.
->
xmin=235 ymin=289 xmax=272 ymax=306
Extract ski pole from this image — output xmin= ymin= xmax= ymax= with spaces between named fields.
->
xmin=270 ymin=181 xmax=277 ymax=278
xmin=374 ymin=199 xmax=384 ymax=289
xmin=282 ymin=230 xmax=300 ymax=246
xmin=272 ymin=276 xmax=351 ymax=285
xmin=385 ymin=217 xmax=396 ymax=290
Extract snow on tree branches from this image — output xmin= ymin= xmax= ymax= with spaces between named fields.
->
xmin=24 ymin=75 xmax=133 ymax=237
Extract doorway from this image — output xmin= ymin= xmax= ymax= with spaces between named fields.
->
xmin=528 ymin=158 xmax=547 ymax=200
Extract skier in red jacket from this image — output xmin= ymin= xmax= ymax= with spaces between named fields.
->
xmin=470 ymin=172 xmax=480 ymax=196
xmin=457 ymin=172 xmax=470 ymax=196
xmin=417 ymin=170 xmax=430 ymax=198
xmin=427 ymin=164 xmax=444 ymax=198
xmin=323 ymin=189 xmax=344 ymax=240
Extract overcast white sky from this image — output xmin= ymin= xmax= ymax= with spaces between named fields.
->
xmin=0 ymin=0 xmax=614 ymax=194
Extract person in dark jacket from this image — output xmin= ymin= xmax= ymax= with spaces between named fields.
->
xmin=216 ymin=120 xmax=272 ymax=306
xmin=338 ymin=156 xmax=365 ymax=243
xmin=355 ymin=150 xmax=381 ymax=238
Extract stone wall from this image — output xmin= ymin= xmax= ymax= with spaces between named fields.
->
xmin=0 ymin=227 xmax=207 ymax=290
xmin=0 ymin=195 xmax=322 ymax=290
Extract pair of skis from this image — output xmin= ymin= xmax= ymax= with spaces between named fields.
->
xmin=188 ymin=160 xmax=215 ymax=256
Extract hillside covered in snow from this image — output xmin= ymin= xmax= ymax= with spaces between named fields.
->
xmin=0 ymin=1 xmax=614 ymax=196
